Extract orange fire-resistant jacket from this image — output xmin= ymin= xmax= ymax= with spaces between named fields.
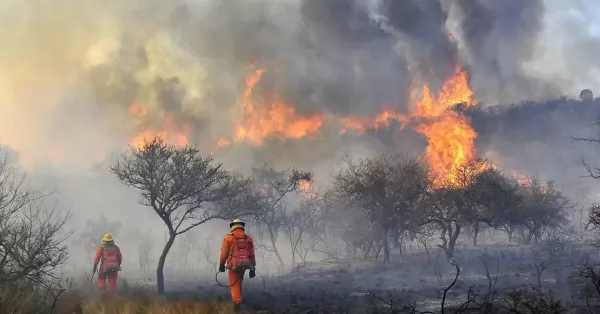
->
xmin=94 ymin=241 xmax=122 ymax=271
xmin=219 ymin=228 xmax=256 ymax=269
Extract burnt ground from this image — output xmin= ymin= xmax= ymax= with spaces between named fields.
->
xmin=129 ymin=242 xmax=600 ymax=313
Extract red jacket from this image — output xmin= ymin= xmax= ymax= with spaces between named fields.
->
xmin=94 ymin=241 xmax=122 ymax=271
xmin=219 ymin=228 xmax=256 ymax=268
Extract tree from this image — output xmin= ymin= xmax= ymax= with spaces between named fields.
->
xmin=488 ymin=179 xmax=525 ymax=243
xmin=331 ymin=154 xmax=429 ymax=263
xmin=134 ymin=229 xmax=153 ymax=274
xmin=79 ymin=214 xmax=122 ymax=263
xmin=514 ymin=178 xmax=570 ymax=245
xmin=110 ymin=138 xmax=261 ymax=293
xmin=0 ymin=148 xmax=71 ymax=288
xmin=422 ymin=159 xmax=511 ymax=260
xmin=280 ymin=194 xmax=329 ymax=265
xmin=575 ymin=130 xmax=600 ymax=245
xmin=249 ymin=164 xmax=312 ymax=266
xmin=177 ymin=231 xmax=195 ymax=272
xmin=464 ymin=166 xmax=522 ymax=246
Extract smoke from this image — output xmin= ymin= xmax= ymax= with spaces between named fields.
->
xmin=2 ymin=0 xmax=600 ymax=272
xmin=446 ymin=0 xmax=557 ymax=104
xmin=1 ymin=0 xmax=592 ymax=170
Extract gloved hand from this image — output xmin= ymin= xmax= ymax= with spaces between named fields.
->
xmin=92 ymin=265 xmax=97 ymax=274
xmin=249 ymin=269 xmax=256 ymax=279
xmin=218 ymin=264 xmax=225 ymax=272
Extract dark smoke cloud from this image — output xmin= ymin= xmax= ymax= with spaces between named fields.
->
xmin=379 ymin=0 xmax=458 ymax=89
xmin=448 ymin=0 xmax=558 ymax=104
xmin=0 ymin=0 xmax=592 ymax=171
xmin=84 ymin=0 xmax=556 ymax=135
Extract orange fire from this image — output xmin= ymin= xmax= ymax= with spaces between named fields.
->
xmin=512 ymin=171 xmax=550 ymax=192
xmin=216 ymin=138 xmax=230 ymax=148
xmin=125 ymin=62 xmax=484 ymax=189
xmin=128 ymin=103 xmax=148 ymax=116
xmin=128 ymin=104 xmax=191 ymax=150
xmin=234 ymin=66 xmax=324 ymax=145
xmin=341 ymin=109 xmax=410 ymax=134
xmin=298 ymin=180 xmax=316 ymax=199
xmin=338 ymin=65 xmax=480 ymax=187
xmin=412 ymin=65 xmax=479 ymax=187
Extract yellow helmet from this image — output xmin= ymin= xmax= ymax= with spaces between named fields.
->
xmin=229 ymin=218 xmax=245 ymax=229
xmin=102 ymin=233 xmax=113 ymax=242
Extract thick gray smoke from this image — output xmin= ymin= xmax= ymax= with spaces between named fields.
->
xmin=2 ymin=0 xmax=600 ymax=272
xmin=447 ymin=0 xmax=556 ymax=103
xmin=1 ymin=0 xmax=588 ymax=171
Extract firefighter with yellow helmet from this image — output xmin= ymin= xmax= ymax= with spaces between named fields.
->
xmin=218 ymin=219 xmax=256 ymax=311
xmin=93 ymin=233 xmax=122 ymax=292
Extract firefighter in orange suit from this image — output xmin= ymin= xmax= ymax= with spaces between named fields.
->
xmin=219 ymin=219 xmax=256 ymax=311
xmin=93 ymin=233 xmax=122 ymax=292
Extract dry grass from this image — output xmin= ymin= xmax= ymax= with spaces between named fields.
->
xmin=80 ymin=293 xmax=236 ymax=314
xmin=0 ymin=284 xmax=243 ymax=314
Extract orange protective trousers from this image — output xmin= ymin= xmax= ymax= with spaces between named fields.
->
xmin=228 ymin=268 xmax=245 ymax=304
xmin=97 ymin=269 xmax=118 ymax=292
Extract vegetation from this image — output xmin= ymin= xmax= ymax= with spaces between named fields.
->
xmin=1 ymin=122 xmax=600 ymax=313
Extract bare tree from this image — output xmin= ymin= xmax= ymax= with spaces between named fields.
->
xmin=413 ymin=224 xmax=437 ymax=264
xmin=465 ymin=166 xmax=522 ymax=246
xmin=515 ymin=178 xmax=570 ymax=245
xmin=197 ymin=236 xmax=217 ymax=271
xmin=79 ymin=214 xmax=121 ymax=263
xmin=280 ymin=195 xmax=329 ymax=265
xmin=178 ymin=231 xmax=195 ymax=272
xmin=306 ymin=203 xmax=349 ymax=261
xmin=422 ymin=159 xmax=511 ymax=260
xmin=331 ymin=154 xmax=429 ymax=263
xmin=134 ymin=229 xmax=153 ymax=274
xmin=249 ymin=164 xmax=313 ymax=266
xmin=0 ymin=148 xmax=71 ymax=288
xmin=109 ymin=138 xmax=261 ymax=293
xmin=574 ymin=198 xmax=590 ymax=242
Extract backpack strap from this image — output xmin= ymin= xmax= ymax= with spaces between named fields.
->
xmin=229 ymin=232 xmax=248 ymax=240
xmin=229 ymin=233 xmax=249 ymax=255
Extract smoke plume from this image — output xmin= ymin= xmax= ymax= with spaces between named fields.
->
xmin=0 ymin=0 xmax=599 ymax=212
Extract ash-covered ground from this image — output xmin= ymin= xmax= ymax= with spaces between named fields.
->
xmin=119 ymin=240 xmax=598 ymax=313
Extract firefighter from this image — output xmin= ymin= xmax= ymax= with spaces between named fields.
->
xmin=219 ymin=219 xmax=256 ymax=312
xmin=93 ymin=233 xmax=122 ymax=292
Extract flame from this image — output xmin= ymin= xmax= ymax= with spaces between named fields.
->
xmin=298 ymin=180 xmax=316 ymax=199
xmin=412 ymin=65 xmax=480 ymax=187
xmin=128 ymin=104 xmax=191 ymax=150
xmin=128 ymin=103 xmax=148 ymax=116
xmin=234 ymin=66 xmax=324 ymax=145
xmin=511 ymin=171 xmax=550 ymax=192
xmin=341 ymin=109 xmax=410 ymax=134
xmin=216 ymin=138 xmax=230 ymax=148
xmin=218 ymin=63 xmax=484 ymax=189
xmin=124 ymin=61 xmax=486 ymax=190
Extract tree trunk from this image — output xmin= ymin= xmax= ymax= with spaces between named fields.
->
xmin=267 ymin=225 xmax=284 ymax=266
xmin=382 ymin=227 xmax=390 ymax=263
xmin=424 ymin=242 xmax=431 ymax=264
xmin=291 ymin=246 xmax=296 ymax=265
xmin=157 ymin=233 xmax=177 ymax=294
xmin=445 ymin=223 xmax=461 ymax=262
xmin=398 ymin=237 xmax=404 ymax=259
xmin=472 ymin=222 xmax=480 ymax=247
xmin=525 ymin=233 xmax=534 ymax=245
